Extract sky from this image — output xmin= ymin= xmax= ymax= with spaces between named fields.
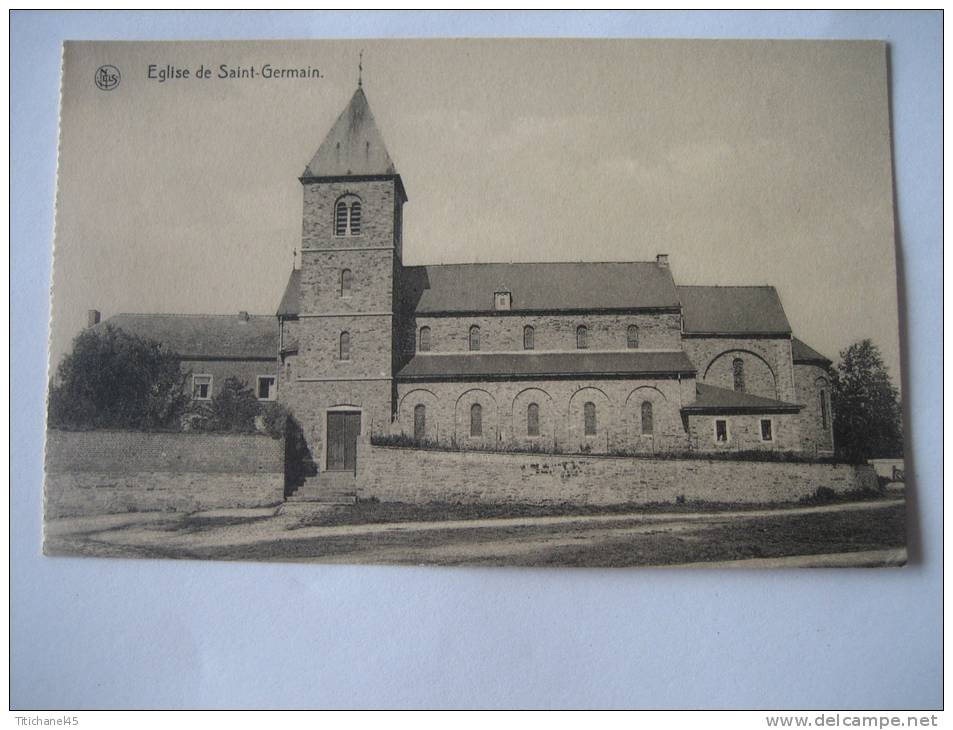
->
xmin=49 ymin=39 xmax=901 ymax=384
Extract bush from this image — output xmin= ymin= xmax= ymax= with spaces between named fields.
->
xmin=369 ymin=433 xmax=849 ymax=464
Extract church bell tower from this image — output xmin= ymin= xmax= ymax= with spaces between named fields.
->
xmin=287 ymin=82 xmax=407 ymax=474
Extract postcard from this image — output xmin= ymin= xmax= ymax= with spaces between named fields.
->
xmin=43 ymin=39 xmax=906 ymax=566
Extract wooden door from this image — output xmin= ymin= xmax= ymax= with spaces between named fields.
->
xmin=327 ymin=411 xmax=361 ymax=472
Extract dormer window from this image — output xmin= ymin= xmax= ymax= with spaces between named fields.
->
xmin=334 ymin=195 xmax=362 ymax=236
xmin=494 ymin=291 xmax=511 ymax=311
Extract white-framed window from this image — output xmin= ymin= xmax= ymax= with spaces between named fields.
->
xmin=257 ymin=375 xmax=277 ymax=401
xmin=192 ymin=374 xmax=212 ymax=400
xmin=714 ymin=418 xmax=730 ymax=444
xmin=760 ymin=418 xmax=774 ymax=442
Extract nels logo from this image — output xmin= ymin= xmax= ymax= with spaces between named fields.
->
xmin=94 ymin=65 xmax=121 ymax=91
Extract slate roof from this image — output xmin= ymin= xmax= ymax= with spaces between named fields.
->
xmin=678 ymin=285 xmax=792 ymax=335
xmin=303 ymin=87 xmax=397 ymax=178
xmin=94 ymin=313 xmax=277 ymax=360
xmin=277 ymin=269 xmax=300 ymax=317
xmin=396 ymin=350 xmax=696 ymax=380
xmin=791 ymin=336 xmax=831 ymax=365
xmin=401 ymin=262 xmax=681 ymax=314
xmin=681 ymin=383 xmax=801 ymax=414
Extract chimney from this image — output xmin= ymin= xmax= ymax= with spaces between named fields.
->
xmin=238 ymin=310 xmax=249 ymax=322
xmin=656 ymin=254 xmax=669 ymax=268
xmin=87 ymin=309 xmax=100 ymax=327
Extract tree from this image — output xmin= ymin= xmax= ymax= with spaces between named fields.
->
xmin=47 ymin=325 xmax=189 ymax=429
xmin=205 ymin=376 xmax=260 ymax=433
xmin=831 ymin=339 xmax=903 ymax=462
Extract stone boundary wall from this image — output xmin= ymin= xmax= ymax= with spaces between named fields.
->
xmin=358 ymin=445 xmax=878 ymax=506
xmin=45 ymin=430 xmax=284 ymax=518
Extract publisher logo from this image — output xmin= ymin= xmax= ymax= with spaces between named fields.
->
xmin=94 ymin=65 xmax=121 ymax=91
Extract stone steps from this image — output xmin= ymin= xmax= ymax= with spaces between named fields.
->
xmin=286 ymin=472 xmax=358 ymax=504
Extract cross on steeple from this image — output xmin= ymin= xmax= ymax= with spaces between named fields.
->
xmin=358 ymin=49 xmax=363 ymax=88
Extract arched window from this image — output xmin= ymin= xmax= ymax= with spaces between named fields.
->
xmin=732 ymin=358 xmax=745 ymax=392
xmin=469 ymin=325 xmax=481 ymax=352
xmin=641 ymin=401 xmax=654 ymax=436
xmin=339 ymin=331 xmax=350 ymax=360
xmin=584 ymin=401 xmax=596 ymax=436
xmin=418 ymin=326 xmax=431 ymax=352
xmin=414 ymin=404 xmax=426 ymax=440
xmin=334 ymin=200 xmax=348 ymax=236
xmin=523 ymin=325 xmax=535 ymax=350
xmin=820 ymin=389 xmax=829 ymax=430
xmin=340 ymin=268 xmax=353 ymax=297
xmin=470 ymin=403 xmax=483 ymax=437
xmin=576 ymin=325 xmax=588 ymax=349
xmin=333 ymin=195 xmax=362 ymax=236
xmin=627 ymin=325 xmax=639 ymax=349
xmin=527 ymin=403 xmax=540 ymax=437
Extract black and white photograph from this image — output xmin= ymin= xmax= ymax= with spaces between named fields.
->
xmin=43 ymin=38 xmax=907 ymax=568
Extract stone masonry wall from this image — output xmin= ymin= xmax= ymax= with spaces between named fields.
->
xmin=395 ymin=377 xmax=696 ymax=454
xmin=301 ymin=179 xmax=397 ymax=253
xmin=357 ymin=445 xmax=878 ymax=506
xmin=398 ymin=312 xmax=682 ymax=356
xmin=793 ymin=363 xmax=835 ymax=453
xmin=681 ymin=336 xmax=796 ymax=402
xmin=44 ymin=430 xmax=284 ymax=518
xmin=686 ymin=413 xmax=802 ymax=452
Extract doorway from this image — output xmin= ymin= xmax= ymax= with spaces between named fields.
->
xmin=326 ymin=411 xmax=361 ymax=473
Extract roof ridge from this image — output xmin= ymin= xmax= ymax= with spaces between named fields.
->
xmin=416 ymin=260 xmax=662 ymax=267
xmin=677 ymin=284 xmax=777 ymax=289
xmin=109 ymin=312 xmax=273 ymax=318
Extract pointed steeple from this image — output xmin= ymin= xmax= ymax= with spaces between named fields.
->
xmin=303 ymin=86 xmax=396 ymax=178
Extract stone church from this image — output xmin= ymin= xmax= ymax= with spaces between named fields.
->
xmin=94 ymin=83 xmax=836 ymax=479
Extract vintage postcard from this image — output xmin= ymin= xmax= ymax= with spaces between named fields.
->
xmin=43 ymin=39 xmax=906 ymax=566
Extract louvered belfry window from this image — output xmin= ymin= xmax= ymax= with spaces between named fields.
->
xmin=334 ymin=195 xmax=362 ymax=236
xmin=334 ymin=201 xmax=348 ymax=236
